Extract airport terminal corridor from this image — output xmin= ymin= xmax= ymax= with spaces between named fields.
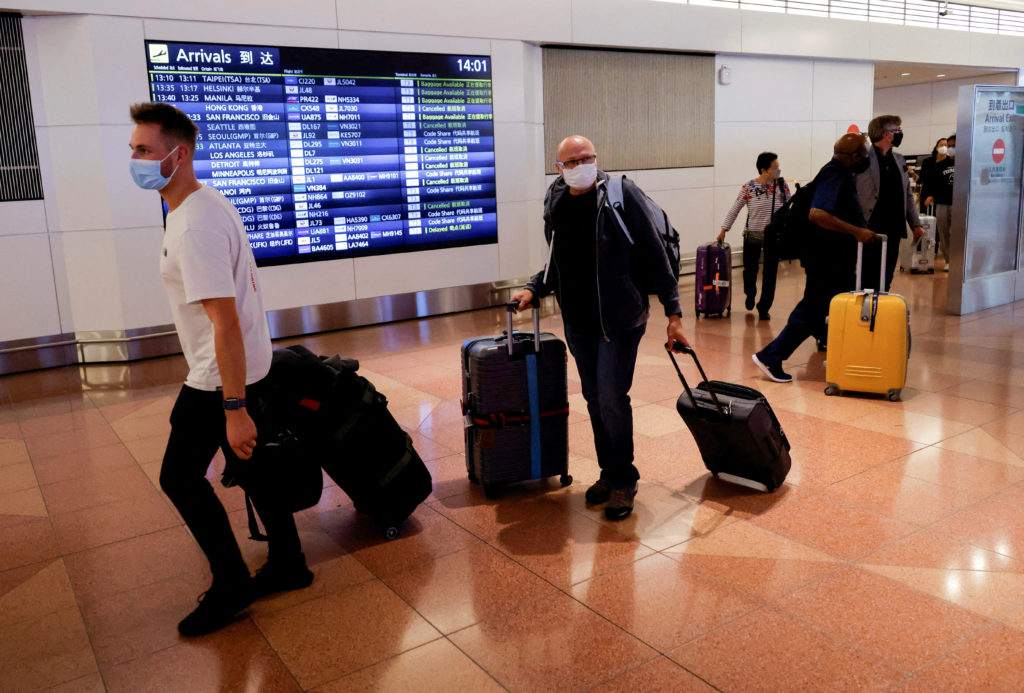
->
xmin=4 ymin=262 xmax=1024 ymax=692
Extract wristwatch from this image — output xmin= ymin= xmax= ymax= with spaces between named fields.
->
xmin=222 ymin=397 xmax=246 ymax=411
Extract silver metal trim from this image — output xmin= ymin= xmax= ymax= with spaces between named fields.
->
xmin=948 ymin=84 xmax=1024 ymax=315
xmin=0 ymin=253 xmax=728 ymax=375
xmin=0 ymin=333 xmax=77 ymax=374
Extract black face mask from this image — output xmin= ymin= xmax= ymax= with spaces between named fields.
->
xmin=891 ymin=131 xmax=904 ymax=148
xmin=852 ymin=156 xmax=871 ymax=174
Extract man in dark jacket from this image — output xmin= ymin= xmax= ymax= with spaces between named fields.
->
xmin=752 ymin=133 xmax=884 ymax=383
xmin=511 ymin=135 xmax=689 ymax=520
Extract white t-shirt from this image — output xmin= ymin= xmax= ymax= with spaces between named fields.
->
xmin=160 ymin=185 xmax=272 ymax=391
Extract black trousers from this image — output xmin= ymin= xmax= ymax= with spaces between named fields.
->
xmin=159 ymin=379 xmax=302 ymax=584
xmin=742 ymin=236 xmax=780 ymax=314
xmin=757 ymin=257 xmax=854 ymax=364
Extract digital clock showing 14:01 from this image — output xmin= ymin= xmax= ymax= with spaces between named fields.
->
xmin=457 ymin=57 xmax=488 ymax=72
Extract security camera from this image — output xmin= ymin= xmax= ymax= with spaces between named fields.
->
xmin=938 ymin=1 xmax=950 ymax=16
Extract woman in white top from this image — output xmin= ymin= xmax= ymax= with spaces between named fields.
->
xmin=718 ymin=152 xmax=790 ymax=320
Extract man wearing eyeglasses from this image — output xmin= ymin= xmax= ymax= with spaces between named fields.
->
xmin=511 ymin=135 xmax=689 ymax=521
xmin=856 ymin=115 xmax=925 ymax=292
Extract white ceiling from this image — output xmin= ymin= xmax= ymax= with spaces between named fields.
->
xmin=874 ymin=63 xmax=1016 ymax=88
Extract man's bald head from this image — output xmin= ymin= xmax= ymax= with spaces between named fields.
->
xmin=834 ymin=133 xmax=869 ymax=157
xmin=557 ymin=135 xmax=595 ymax=163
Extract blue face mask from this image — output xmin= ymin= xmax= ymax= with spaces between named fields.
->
xmin=129 ymin=147 xmax=180 ymax=190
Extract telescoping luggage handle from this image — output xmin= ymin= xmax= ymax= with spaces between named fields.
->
xmin=666 ymin=341 xmax=726 ymax=417
xmin=855 ymin=237 xmax=887 ymax=332
xmin=505 ymin=299 xmax=541 ymax=357
xmin=855 ymin=237 xmax=888 ymax=293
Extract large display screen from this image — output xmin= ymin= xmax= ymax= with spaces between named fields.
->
xmin=145 ymin=40 xmax=497 ymax=267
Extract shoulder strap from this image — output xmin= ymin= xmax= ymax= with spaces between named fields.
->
xmin=605 ymin=175 xmax=634 ymax=245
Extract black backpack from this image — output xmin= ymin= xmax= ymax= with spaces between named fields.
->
xmin=764 ymin=178 xmax=818 ymax=262
xmin=606 ymin=176 xmax=681 ymax=288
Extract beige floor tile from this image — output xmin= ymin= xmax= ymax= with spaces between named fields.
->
xmin=589 ymin=656 xmax=717 ymax=692
xmin=0 ymin=605 xmax=99 ymax=692
xmin=844 ymin=408 xmax=975 ymax=445
xmin=314 ymin=636 xmax=503 ymax=693
xmin=570 ymin=553 xmax=761 ymax=652
xmin=936 ymin=427 xmax=1024 ymax=467
xmin=774 ymin=566 xmax=992 ymax=673
xmin=255 ymin=579 xmax=441 ymax=689
xmin=101 ymin=618 xmax=299 ymax=693
xmin=381 ymin=541 xmax=557 ymax=634
xmin=448 ymin=591 xmax=657 ymax=693
xmin=0 ymin=559 xmax=77 ymax=629
xmin=671 ymin=605 xmax=903 ymax=692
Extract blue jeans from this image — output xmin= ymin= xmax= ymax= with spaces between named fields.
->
xmin=563 ymin=322 xmax=646 ymax=487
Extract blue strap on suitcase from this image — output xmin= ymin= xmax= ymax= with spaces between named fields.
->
xmin=525 ymin=352 xmax=542 ymax=478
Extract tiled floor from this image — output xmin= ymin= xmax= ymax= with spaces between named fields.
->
xmin=4 ymin=260 xmax=1024 ymax=691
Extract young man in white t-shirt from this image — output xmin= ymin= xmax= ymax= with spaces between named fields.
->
xmin=129 ymin=102 xmax=311 ymax=637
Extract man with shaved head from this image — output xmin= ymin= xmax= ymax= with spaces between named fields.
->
xmin=752 ymin=133 xmax=884 ymax=383
xmin=512 ymin=135 xmax=689 ymax=520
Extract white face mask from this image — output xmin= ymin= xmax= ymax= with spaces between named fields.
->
xmin=937 ymin=146 xmax=949 ymax=155
xmin=946 ymin=146 xmax=956 ymax=157
xmin=772 ymin=168 xmax=782 ymax=179
xmin=561 ymin=162 xmax=598 ymax=190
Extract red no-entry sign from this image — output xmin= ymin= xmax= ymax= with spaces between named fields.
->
xmin=993 ymin=139 xmax=1006 ymax=164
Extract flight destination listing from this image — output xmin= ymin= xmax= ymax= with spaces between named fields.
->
xmin=145 ymin=40 xmax=497 ymax=266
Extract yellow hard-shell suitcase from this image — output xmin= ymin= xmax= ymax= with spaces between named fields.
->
xmin=825 ymin=240 xmax=909 ymax=402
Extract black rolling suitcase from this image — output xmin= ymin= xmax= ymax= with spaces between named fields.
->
xmin=461 ymin=302 xmax=572 ymax=498
xmin=268 ymin=345 xmax=432 ymax=538
xmin=668 ymin=342 xmax=791 ymax=491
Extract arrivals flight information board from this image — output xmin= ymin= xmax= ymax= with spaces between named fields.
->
xmin=145 ymin=40 xmax=497 ymax=266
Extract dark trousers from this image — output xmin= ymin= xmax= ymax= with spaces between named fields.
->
xmin=159 ymin=379 xmax=302 ymax=585
xmin=742 ymin=236 xmax=780 ymax=313
xmin=860 ymin=234 xmax=901 ymax=293
xmin=563 ymin=322 xmax=646 ymax=487
xmin=757 ymin=259 xmax=854 ymax=364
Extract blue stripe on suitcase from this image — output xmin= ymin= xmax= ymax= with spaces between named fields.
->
xmin=525 ymin=352 xmax=542 ymax=479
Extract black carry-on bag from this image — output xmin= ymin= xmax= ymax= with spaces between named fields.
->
xmin=461 ymin=301 xmax=572 ymax=498
xmin=668 ymin=341 xmax=791 ymax=492
xmin=267 ymin=345 xmax=432 ymax=539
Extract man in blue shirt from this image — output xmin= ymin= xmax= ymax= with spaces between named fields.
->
xmin=752 ymin=133 xmax=884 ymax=383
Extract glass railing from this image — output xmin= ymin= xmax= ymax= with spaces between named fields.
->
xmin=660 ymin=0 xmax=1024 ymax=35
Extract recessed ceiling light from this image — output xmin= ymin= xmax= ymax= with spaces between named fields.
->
xmin=937 ymin=73 xmax=946 ymax=77
xmin=901 ymin=72 xmax=911 ymax=76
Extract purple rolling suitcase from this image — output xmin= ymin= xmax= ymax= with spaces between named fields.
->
xmin=695 ymin=240 xmax=732 ymax=318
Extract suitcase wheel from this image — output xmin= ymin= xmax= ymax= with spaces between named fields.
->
xmin=824 ymin=384 xmax=840 ymax=396
xmin=887 ymin=389 xmax=901 ymax=402
xmin=559 ymin=474 xmax=573 ymax=487
xmin=726 ymin=307 xmax=731 ymax=317
xmin=467 ymin=467 xmax=479 ymax=484
xmin=483 ymin=484 xmax=500 ymax=500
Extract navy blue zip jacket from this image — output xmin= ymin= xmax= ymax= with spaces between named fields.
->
xmin=525 ymin=171 xmax=681 ymax=333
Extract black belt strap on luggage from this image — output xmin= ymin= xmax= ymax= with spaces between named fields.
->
xmin=666 ymin=341 xmax=726 ymax=417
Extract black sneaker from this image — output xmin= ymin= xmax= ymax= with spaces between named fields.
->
xmin=585 ymin=479 xmax=613 ymax=505
xmin=252 ymin=559 xmax=314 ymax=599
xmin=604 ymin=484 xmax=638 ymax=520
xmin=758 ymin=311 xmax=771 ymax=321
xmin=745 ymin=297 xmax=755 ymax=311
xmin=752 ymin=353 xmax=793 ymax=383
xmin=177 ymin=579 xmax=255 ymax=637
